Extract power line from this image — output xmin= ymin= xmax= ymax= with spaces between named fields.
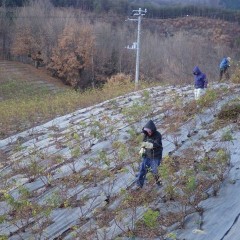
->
xmin=126 ymin=8 xmax=147 ymax=90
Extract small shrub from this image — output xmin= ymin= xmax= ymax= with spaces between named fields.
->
xmin=217 ymin=149 xmax=230 ymax=166
xmin=107 ymin=73 xmax=132 ymax=86
xmin=185 ymin=175 xmax=197 ymax=194
xmin=208 ymin=148 xmax=230 ymax=182
xmin=231 ymin=67 xmax=240 ymax=84
xmin=143 ymin=209 xmax=160 ymax=229
xmin=217 ymin=102 xmax=240 ymax=120
xmin=122 ymin=102 xmax=152 ymax=126
xmin=198 ymin=157 xmax=210 ymax=171
xmin=159 ymin=156 xmax=177 ymax=200
xmin=166 ymin=232 xmax=177 ymax=240
xmin=0 ymin=214 xmax=6 ymax=224
xmin=182 ymin=100 xmax=198 ymax=117
xmin=197 ymin=89 xmax=217 ymax=108
xmin=0 ymin=235 xmax=8 ymax=240
xmin=221 ymin=129 xmax=234 ymax=142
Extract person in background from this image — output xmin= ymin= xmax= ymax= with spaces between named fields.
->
xmin=136 ymin=120 xmax=163 ymax=189
xmin=219 ymin=57 xmax=231 ymax=81
xmin=193 ymin=66 xmax=207 ymax=101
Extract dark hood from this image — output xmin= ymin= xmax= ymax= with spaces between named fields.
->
xmin=193 ymin=66 xmax=202 ymax=75
xmin=143 ymin=120 xmax=157 ymax=133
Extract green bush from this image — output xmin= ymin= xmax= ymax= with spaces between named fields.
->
xmin=197 ymin=89 xmax=217 ymax=108
xmin=143 ymin=209 xmax=160 ymax=229
xmin=221 ymin=129 xmax=234 ymax=141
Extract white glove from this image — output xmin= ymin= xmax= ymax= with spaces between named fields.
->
xmin=141 ymin=142 xmax=153 ymax=149
xmin=139 ymin=147 xmax=146 ymax=156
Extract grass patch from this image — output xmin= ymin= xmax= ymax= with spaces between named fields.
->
xmin=0 ymin=79 xmax=157 ymax=139
xmin=0 ymin=79 xmax=52 ymax=100
xmin=212 ymin=98 xmax=240 ymax=131
xmin=231 ymin=67 xmax=240 ymax=84
xmin=217 ymin=100 xmax=240 ymax=120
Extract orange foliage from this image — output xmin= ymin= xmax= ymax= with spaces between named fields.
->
xmin=11 ymin=26 xmax=41 ymax=57
xmin=48 ymin=24 xmax=95 ymax=87
xmin=107 ymin=73 xmax=131 ymax=86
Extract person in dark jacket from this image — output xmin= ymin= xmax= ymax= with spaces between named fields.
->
xmin=219 ymin=57 xmax=231 ymax=81
xmin=136 ymin=120 xmax=163 ymax=188
xmin=193 ymin=66 xmax=207 ymax=101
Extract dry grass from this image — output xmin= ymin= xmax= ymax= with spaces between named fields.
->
xmin=0 ymin=78 xmax=157 ymax=139
xmin=231 ymin=68 xmax=240 ymax=84
xmin=0 ymin=78 xmax=51 ymax=100
xmin=217 ymin=101 xmax=240 ymax=120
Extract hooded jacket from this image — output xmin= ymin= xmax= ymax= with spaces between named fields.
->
xmin=142 ymin=120 xmax=163 ymax=159
xmin=193 ymin=66 xmax=207 ymax=89
xmin=219 ymin=58 xmax=230 ymax=70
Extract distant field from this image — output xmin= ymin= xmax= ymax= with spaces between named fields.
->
xmin=0 ymin=61 xmax=65 ymax=99
xmin=0 ymin=61 xmax=148 ymax=139
xmin=0 ymin=78 xmax=52 ymax=100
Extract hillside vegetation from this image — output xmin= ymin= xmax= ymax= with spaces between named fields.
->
xmin=1 ymin=0 xmax=240 ymax=11
xmin=1 ymin=0 xmax=240 ymax=145
xmin=0 ymin=62 xmax=156 ymax=139
xmin=134 ymin=0 xmax=240 ymax=10
xmin=1 ymin=0 xmax=240 ymax=91
xmin=0 ymin=79 xmax=240 ymax=239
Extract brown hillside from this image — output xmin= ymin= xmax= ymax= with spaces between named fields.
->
xmin=145 ymin=16 xmax=240 ymax=46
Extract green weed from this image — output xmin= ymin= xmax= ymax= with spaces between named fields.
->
xmin=143 ymin=209 xmax=160 ymax=229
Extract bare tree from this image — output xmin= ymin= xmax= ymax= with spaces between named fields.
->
xmin=0 ymin=5 xmax=13 ymax=59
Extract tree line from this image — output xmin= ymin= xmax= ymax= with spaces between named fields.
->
xmin=220 ymin=0 xmax=240 ymax=9
xmin=0 ymin=0 xmax=240 ymax=89
xmin=1 ymin=0 xmax=240 ymax=18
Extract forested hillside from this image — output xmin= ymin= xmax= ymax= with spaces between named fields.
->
xmin=1 ymin=0 xmax=240 ymax=13
xmin=1 ymin=0 xmax=240 ymax=90
xmin=132 ymin=0 xmax=240 ymax=9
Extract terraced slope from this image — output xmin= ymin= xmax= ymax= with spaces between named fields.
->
xmin=0 ymin=60 xmax=66 ymax=101
xmin=0 ymin=83 xmax=240 ymax=239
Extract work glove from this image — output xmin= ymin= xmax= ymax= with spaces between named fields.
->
xmin=141 ymin=142 xmax=153 ymax=149
xmin=139 ymin=147 xmax=146 ymax=156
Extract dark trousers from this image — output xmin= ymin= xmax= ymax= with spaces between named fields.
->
xmin=219 ymin=68 xmax=229 ymax=81
xmin=137 ymin=157 xmax=161 ymax=187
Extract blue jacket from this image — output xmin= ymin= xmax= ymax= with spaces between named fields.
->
xmin=219 ymin=58 xmax=230 ymax=70
xmin=193 ymin=66 xmax=207 ymax=89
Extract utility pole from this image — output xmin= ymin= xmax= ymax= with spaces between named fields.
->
xmin=126 ymin=8 xmax=147 ymax=90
